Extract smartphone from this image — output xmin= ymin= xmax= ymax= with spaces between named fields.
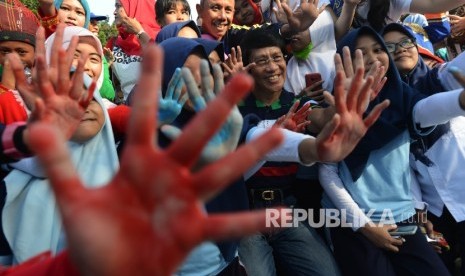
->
xmin=305 ymin=73 xmax=322 ymax=90
xmin=389 ymin=225 xmax=418 ymax=236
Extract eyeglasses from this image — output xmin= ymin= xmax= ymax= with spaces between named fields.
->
xmin=385 ymin=38 xmax=416 ymax=54
xmin=253 ymin=54 xmax=284 ymax=67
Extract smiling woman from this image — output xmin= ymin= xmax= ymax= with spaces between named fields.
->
xmin=38 ymin=0 xmax=90 ymax=37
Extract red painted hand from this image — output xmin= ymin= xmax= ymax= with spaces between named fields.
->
xmin=27 ymin=45 xmax=283 ymax=276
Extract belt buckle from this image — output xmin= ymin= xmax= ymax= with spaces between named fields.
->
xmin=261 ymin=190 xmax=275 ymax=201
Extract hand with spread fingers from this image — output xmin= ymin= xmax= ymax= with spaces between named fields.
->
xmin=158 ymin=68 xmax=188 ymax=126
xmin=274 ymin=100 xmax=312 ymax=133
xmin=314 ymin=54 xmax=390 ymax=162
xmin=222 ymin=46 xmax=256 ymax=80
xmin=280 ymin=0 xmax=325 ymax=36
xmin=162 ymin=61 xmax=245 ymax=164
xmin=12 ymin=24 xmax=80 ymax=112
xmin=7 ymin=26 xmax=94 ymax=141
xmin=27 ymin=45 xmax=283 ymax=276
xmin=336 ymin=47 xmax=387 ymax=100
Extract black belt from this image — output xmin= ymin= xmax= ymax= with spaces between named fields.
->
xmin=248 ymin=187 xmax=295 ymax=209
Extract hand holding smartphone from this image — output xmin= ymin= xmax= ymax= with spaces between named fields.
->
xmin=389 ymin=225 xmax=418 ymax=237
xmin=305 ymin=73 xmax=323 ymax=90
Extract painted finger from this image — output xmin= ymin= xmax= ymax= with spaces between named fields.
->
xmin=346 ymin=67 xmax=364 ymax=112
xmin=69 ymin=54 xmax=87 ymax=101
xmin=160 ymin=125 xmax=183 ymax=141
xmin=127 ymin=45 xmax=164 ymax=146
xmin=212 ymin=64 xmax=224 ymax=95
xmin=204 ymin=211 xmax=269 ymax=241
xmin=49 ymin=24 xmax=66 ymax=70
xmin=182 ymin=67 xmax=206 ymax=111
xmin=193 ymin=127 xmax=283 ymax=200
xmin=342 ymin=47 xmax=355 ymax=77
xmin=166 ymin=68 xmax=182 ymax=99
xmin=333 ymin=71 xmax=348 ymax=114
xmin=167 ymin=73 xmax=254 ymax=167
xmin=363 ymin=99 xmax=390 ymax=129
xmin=353 ymin=49 xmax=365 ymax=74
xmin=56 ymin=49 xmax=70 ymax=96
xmin=201 ymin=60 xmax=215 ymax=102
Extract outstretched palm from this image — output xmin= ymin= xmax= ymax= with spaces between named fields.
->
xmin=315 ymin=53 xmax=390 ymax=162
xmin=28 ymin=45 xmax=283 ymax=276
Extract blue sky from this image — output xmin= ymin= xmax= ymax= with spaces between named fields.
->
xmin=89 ymin=1 xmax=115 ymax=23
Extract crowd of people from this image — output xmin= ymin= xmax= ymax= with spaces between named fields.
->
xmin=1 ymin=0 xmax=465 ymax=275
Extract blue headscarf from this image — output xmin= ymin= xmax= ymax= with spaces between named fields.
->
xmin=382 ymin=23 xmax=445 ymax=94
xmin=54 ymin=0 xmax=91 ymax=28
xmin=382 ymin=23 xmax=450 ymax=166
xmin=194 ymin=38 xmax=225 ymax=62
xmin=155 ymin=20 xmax=200 ymax=43
xmin=159 ymin=37 xmax=207 ymax=93
xmin=337 ymin=26 xmax=427 ymax=181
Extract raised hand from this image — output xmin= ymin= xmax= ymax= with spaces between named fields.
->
xmin=13 ymin=25 xmax=80 ymax=111
xmin=162 ymin=60 xmax=244 ymax=164
xmin=336 ymin=47 xmax=387 ymax=100
xmin=222 ymin=46 xmax=256 ymax=80
xmin=274 ymin=100 xmax=312 ymax=132
xmin=280 ymin=0 xmax=324 ymax=35
xmin=158 ymin=68 xmax=188 ymax=125
xmin=7 ymin=28 xmax=94 ymax=140
xmin=297 ymin=80 xmax=326 ymax=103
xmin=314 ymin=56 xmax=390 ymax=162
xmin=27 ymin=45 xmax=283 ymax=275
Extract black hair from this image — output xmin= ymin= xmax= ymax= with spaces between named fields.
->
xmin=240 ymin=27 xmax=286 ymax=65
xmin=155 ymin=0 xmax=191 ymax=23
xmin=366 ymin=0 xmax=391 ymax=32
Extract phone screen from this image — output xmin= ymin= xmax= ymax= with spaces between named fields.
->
xmin=305 ymin=73 xmax=322 ymax=89
xmin=389 ymin=225 xmax=418 ymax=236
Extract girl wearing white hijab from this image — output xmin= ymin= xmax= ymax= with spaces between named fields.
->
xmin=2 ymin=26 xmax=119 ymax=264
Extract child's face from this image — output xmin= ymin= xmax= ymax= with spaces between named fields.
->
xmin=161 ymin=2 xmax=190 ymax=26
xmin=0 ymin=41 xmax=35 ymax=69
xmin=383 ymin=30 xmax=418 ymax=75
xmin=58 ymin=0 xmax=86 ymax=27
xmin=289 ymin=29 xmax=311 ymax=53
xmin=355 ymin=35 xmax=390 ymax=76
xmin=234 ymin=0 xmax=255 ymax=25
xmin=71 ymin=99 xmax=105 ymax=143
xmin=71 ymin=37 xmax=102 ymax=82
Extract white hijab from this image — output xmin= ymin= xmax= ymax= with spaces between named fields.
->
xmin=3 ymin=26 xmax=119 ymax=264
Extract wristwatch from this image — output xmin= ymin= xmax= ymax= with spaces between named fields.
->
xmin=136 ymin=30 xmax=146 ymax=39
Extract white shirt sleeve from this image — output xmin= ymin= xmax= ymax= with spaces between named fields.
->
xmin=413 ymin=89 xmax=465 ymax=129
xmin=438 ymin=52 xmax=465 ymax=91
xmin=246 ymin=126 xmax=315 ymax=166
xmin=319 ymin=163 xmax=372 ymax=231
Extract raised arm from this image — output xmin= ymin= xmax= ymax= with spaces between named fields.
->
xmin=26 ymin=45 xmax=284 ymax=276
xmin=410 ymin=0 xmax=465 ymax=14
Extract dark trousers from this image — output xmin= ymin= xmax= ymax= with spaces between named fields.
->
xmin=428 ymin=207 xmax=465 ymax=276
xmin=330 ymin=224 xmax=450 ymax=276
